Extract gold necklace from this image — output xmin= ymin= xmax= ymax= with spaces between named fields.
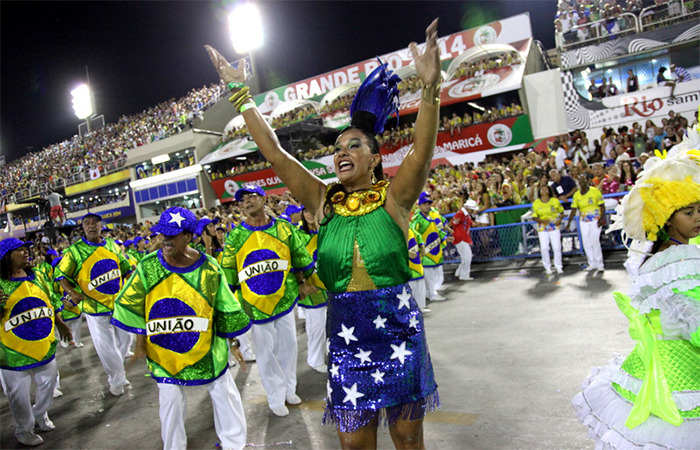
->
xmin=330 ymin=180 xmax=389 ymax=216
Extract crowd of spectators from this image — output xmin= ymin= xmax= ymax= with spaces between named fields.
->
xmin=554 ymin=0 xmax=693 ymax=49
xmin=320 ymin=90 xmax=357 ymax=114
xmin=451 ymin=51 xmax=524 ymax=80
xmin=0 ymin=82 xmax=226 ymax=203
xmin=270 ymin=104 xmax=318 ymax=129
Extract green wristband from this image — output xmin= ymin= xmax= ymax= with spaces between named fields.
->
xmin=227 ymin=81 xmax=245 ymax=91
xmin=239 ymin=101 xmax=256 ymax=113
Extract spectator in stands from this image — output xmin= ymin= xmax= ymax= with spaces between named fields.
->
xmin=670 ymin=63 xmax=691 ymax=83
xmin=46 ymin=190 xmax=64 ymax=226
xmin=657 ymin=66 xmax=677 ymax=99
xmin=606 ymin=77 xmax=619 ymax=96
xmin=598 ymin=77 xmax=608 ymax=98
xmin=588 ymin=79 xmax=601 ymax=100
xmin=626 ymin=69 xmax=639 ymax=92
xmin=549 ymin=168 xmax=577 ymax=203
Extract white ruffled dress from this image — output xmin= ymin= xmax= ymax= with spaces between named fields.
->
xmin=573 ymin=245 xmax=700 ymax=450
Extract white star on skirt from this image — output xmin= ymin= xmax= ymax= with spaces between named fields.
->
xmin=371 ymin=369 xmax=385 ymax=384
xmin=337 ymin=323 xmax=358 ymax=345
xmin=354 ymin=348 xmax=372 ymax=364
xmin=390 ymin=341 xmax=413 ymax=364
xmin=373 ymin=315 xmax=387 ymax=329
xmin=396 ymin=286 xmax=412 ymax=310
xmin=342 ymin=383 xmax=365 ymax=407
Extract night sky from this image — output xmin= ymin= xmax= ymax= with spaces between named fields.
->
xmin=0 ymin=1 xmax=557 ymax=163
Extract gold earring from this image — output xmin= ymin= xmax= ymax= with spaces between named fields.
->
xmin=371 ymin=171 xmax=377 ymax=184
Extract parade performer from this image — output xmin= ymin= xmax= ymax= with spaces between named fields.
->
xmin=49 ymin=251 xmax=83 ymax=348
xmin=566 ymin=172 xmax=606 ymax=272
xmin=411 ymin=192 xmax=448 ymax=301
xmin=55 ymin=213 xmax=132 ymax=396
xmin=0 ymin=238 xmax=71 ymax=447
xmin=112 ymin=207 xmax=251 ymax=450
xmin=573 ymin=140 xmax=700 ymax=448
xmin=451 ymin=199 xmax=475 ymax=281
xmin=407 ymin=224 xmax=428 ymax=313
xmin=206 ymin=17 xmax=440 ymax=449
xmin=298 ymin=207 xmax=329 ymax=373
xmin=221 ymin=185 xmax=316 ymax=417
xmin=532 ymin=185 xmax=565 ymax=275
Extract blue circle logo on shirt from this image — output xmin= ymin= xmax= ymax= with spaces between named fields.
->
xmin=243 ymin=249 xmax=285 ymax=296
xmin=148 ymin=298 xmax=200 ymax=354
xmin=9 ymin=297 xmax=53 ymax=341
xmin=425 ymin=232 xmax=440 ymax=256
xmin=89 ymin=259 xmax=121 ymax=295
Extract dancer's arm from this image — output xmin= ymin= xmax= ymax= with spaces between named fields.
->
xmin=386 ymin=19 xmax=441 ymax=221
xmin=205 ymin=46 xmax=327 ymax=216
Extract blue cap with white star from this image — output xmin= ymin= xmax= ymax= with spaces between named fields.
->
xmin=234 ymin=184 xmax=266 ymax=202
xmin=150 ymin=207 xmax=198 ymax=236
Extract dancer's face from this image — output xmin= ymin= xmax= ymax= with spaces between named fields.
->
xmin=9 ymin=246 xmax=29 ymax=271
xmin=334 ymin=129 xmax=379 ymax=186
xmin=162 ymin=232 xmax=192 ymax=260
xmin=667 ymin=203 xmax=700 ymax=243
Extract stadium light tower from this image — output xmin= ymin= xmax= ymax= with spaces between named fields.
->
xmin=228 ymin=2 xmax=264 ymax=93
xmin=228 ymin=3 xmax=263 ymax=54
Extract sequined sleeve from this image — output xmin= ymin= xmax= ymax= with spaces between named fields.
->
xmin=289 ymin=222 xmax=315 ymax=273
xmin=220 ymin=232 xmax=239 ymax=289
xmin=212 ymin=262 xmax=251 ymax=338
xmin=111 ymin=265 xmax=148 ymax=335
xmin=54 ymin=248 xmax=77 ymax=283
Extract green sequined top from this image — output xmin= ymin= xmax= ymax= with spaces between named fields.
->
xmin=317 ymin=182 xmax=410 ymax=293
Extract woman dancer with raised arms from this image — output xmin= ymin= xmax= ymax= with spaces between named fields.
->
xmin=207 ymin=18 xmax=441 ymax=450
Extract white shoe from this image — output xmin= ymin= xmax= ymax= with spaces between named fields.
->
xmin=556 ymin=268 xmax=564 ymax=274
xmin=59 ymin=339 xmax=69 ymax=348
xmin=286 ymin=394 xmax=302 ymax=405
xmin=436 ymin=285 xmax=447 ymax=292
xmin=109 ymin=385 xmax=124 ymax=397
xmin=124 ymin=350 xmax=135 ymax=359
xmin=583 ymin=265 xmax=594 ymax=271
xmin=36 ymin=416 xmax=55 ymax=432
xmin=431 ymin=294 xmax=447 ymax=301
xmin=16 ymin=431 xmax=44 ymax=446
xmin=270 ymin=405 xmax=289 ymax=417
xmin=421 ymin=308 xmax=431 ymax=314
xmin=459 ymin=277 xmax=474 ymax=281
xmin=243 ymin=354 xmax=256 ymax=362
xmin=545 ymin=268 xmax=553 ymax=276
xmin=53 ymin=388 xmax=63 ymax=398
xmin=73 ymin=342 xmax=84 ymax=348
xmin=311 ymin=364 xmax=327 ymax=373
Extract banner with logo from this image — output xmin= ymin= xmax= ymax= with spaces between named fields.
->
xmin=211 ymin=156 xmax=336 ymax=203
xmin=251 ymin=14 xmax=533 ymax=114
xmin=209 ymin=116 xmax=534 ymax=202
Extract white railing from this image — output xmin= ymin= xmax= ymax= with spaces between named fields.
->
xmin=640 ymin=1 xmax=699 ymax=32
xmin=559 ymin=13 xmax=639 ymax=51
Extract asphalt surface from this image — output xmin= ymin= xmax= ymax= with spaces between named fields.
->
xmin=0 ymin=252 xmax=633 ymax=449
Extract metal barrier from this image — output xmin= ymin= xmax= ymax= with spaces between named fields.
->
xmin=560 ymin=13 xmax=639 ymax=51
xmin=640 ymin=1 xmax=699 ymax=32
xmin=441 ymin=192 xmax=628 ymax=264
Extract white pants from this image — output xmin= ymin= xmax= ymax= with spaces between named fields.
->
xmin=1 ymin=359 xmax=57 ymax=436
xmin=238 ymin=331 xmax=254 ymax=360
xmin=538 ymin=229 xmax=563 ymax=271
xmin=303 ymin=306 xmax=327 ymax=368
xmin=67 ymin=316 xmax=83 ymax=344
xmin=251 ymin=312 xmax=297 ymax=409
xmin=424 ymin=266 xmax=443 ymax=300
xmin=408 ymin=278 xmax=427 ymax=309
xmin=454 ymin=241 xmax=473 ymax=280
xmin=580 ymin=220 xmax=604 ymax=269
xmin=85 ymin=314 xmax=128 ymax=390
xmin=158 ymin=370 xmax=246 ymax=450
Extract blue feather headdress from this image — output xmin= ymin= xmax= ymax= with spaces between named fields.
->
xmin=349 ymin=58 xmax=402 ymax=135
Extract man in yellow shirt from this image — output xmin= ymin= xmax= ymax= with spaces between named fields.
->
xmin=566 ymin=173 xmax=606 ymax=272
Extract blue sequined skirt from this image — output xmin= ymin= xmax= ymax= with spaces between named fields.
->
xmin=322 ymin=283 xmax=439 ymax=432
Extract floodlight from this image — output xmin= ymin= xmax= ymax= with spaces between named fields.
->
xmin=71 ymin=84 xmax=93 ymax=119
xmin=228 ymin=3 xmax=263 ymax=54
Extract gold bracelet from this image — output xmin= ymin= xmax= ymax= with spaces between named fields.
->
xmin=421 ymin=82 xmax=442 ymax=105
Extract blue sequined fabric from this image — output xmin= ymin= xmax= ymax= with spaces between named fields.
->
xmin=323 ymin=283 xmax=439 ymax=432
